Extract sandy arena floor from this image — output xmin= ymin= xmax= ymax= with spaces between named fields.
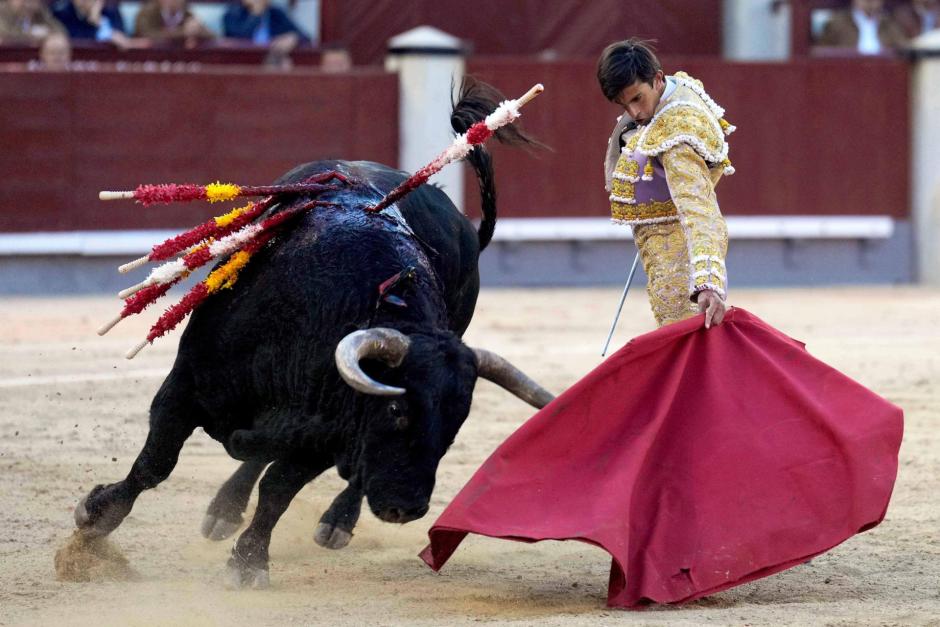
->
xmin=0 ymin=287 xmax=937 ymax=626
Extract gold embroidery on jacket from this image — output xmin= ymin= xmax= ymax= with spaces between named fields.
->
xmin=634 ymin=220 xmax=701 ymax=326
xmin=610 ymin=130 xmax=679 ymax=223
xmin=614 ymin=157 xmax=639 ymax=184
xmin=661 ymin=143 xmax=728 ymax=299
xmin=638 ymin=104 xmax=725 ymax=163
xmin=611 ymin=198 xmax=677 ymax=223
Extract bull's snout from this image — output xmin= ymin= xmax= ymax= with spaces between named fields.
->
xmin=376 ymin=503 xmax=429 ymax=524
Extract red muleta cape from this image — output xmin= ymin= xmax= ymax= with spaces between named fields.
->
xmin=419 ymin=308 xmax=903 ymax=609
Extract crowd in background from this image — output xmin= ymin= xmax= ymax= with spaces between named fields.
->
xmin=0 ymin=0 xmax=328 ymax=69
xmin=815 ymin=0 xmax=939 ymax=54
xmin=2 ymin=0 xmax=939 ymax=71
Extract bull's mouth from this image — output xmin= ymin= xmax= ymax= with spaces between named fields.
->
xmin=374 ymin=503 xmax=429 ymax=524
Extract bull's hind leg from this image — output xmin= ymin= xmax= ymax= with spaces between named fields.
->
xmin=74 ymin=370 xmax=199 ymax=538
xmin=201 ymin=461 xmax=267 ymax=541
xmin=314 ymin=479 xmax=362 ymax=550
xmin=226 ymin=458 xmax=329 ymax=588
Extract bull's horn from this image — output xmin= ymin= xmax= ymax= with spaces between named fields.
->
xmin=335 ymin=328 xmax=411 ymax=396
xmin=472 ymin=348 xmax=555 ymax=409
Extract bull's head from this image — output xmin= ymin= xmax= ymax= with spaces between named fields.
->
xmin=334 ymin=327 xmax=553 ymax=524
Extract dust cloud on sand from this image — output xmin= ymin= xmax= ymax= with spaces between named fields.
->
xmin=0 ymin=288 xmax=938 ymax=626
xmin=54 ymin=531 xmax=137 ymax=582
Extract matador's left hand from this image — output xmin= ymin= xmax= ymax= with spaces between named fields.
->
xmin=696 ymin=290 xmax=726 ymax=329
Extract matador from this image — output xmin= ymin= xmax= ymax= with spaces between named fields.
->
xmin=419 ymin=47 xmax=902 ymax=608
xmin=599 ymin=40 xmax=734 ymax=328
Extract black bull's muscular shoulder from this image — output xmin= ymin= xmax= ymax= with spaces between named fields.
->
xmin=71 ymin=84 xmax=553 ymax=585
xmin=183 ymin=160 xmax=475 ymax=437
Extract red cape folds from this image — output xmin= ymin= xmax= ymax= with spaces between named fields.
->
xmin=419 ymin=308 xmax=903 ymax=609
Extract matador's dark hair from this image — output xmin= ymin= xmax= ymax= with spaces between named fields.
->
xmin=597 ymin=38 xmax=662 ymax=102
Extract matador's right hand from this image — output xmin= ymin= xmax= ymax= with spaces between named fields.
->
xmin=696 ymin=290 xmax=726 ymax=329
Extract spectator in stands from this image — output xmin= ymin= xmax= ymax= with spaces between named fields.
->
xmin=817 ymin=0 xmax=908 ymax=54
xmin=320 ymin=44 xmax=351 ymax=73
xmin=894 ymin=0 xmax=940 ymax=38
xmin=0 ymin=0 xmax=66 ymax=44
xmin=37 ymin=30 xmax=71 ymax=68
xmin=134 ymin=0 xmax=213 ymax=48
xmin=52 ymin=0 xmax=131 ymax=49
xmin=223 ymin=0 xmax=309 ymax=56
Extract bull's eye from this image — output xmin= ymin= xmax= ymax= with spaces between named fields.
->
xmin=388 ymin=401 xmax=409 ymax=430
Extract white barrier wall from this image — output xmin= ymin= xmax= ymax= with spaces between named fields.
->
xmin=911 ymin=36 xmax=940 ymax=284
xmin=722 ymin=0 xmax=790 ymax=61
xmin=385 ymin=26 xmax=466 ymax=212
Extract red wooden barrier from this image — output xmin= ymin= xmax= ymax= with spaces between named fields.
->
xmin=321 ymin=0 xmax=722 ymax=65
xmin=0 ymin=68 xmax=398 ymax=232
xmin=0 ymin=56 xmax=910 ymax=233
xmin=465 ymin=56 xmax=910 ymax=220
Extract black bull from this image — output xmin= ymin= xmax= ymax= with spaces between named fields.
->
xmin=73 ymin=83 xmax=553 ymax=587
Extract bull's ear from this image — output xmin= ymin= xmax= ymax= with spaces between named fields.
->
xmin=335 ymin=328 xmax=410 ymax=396
xmin=472 ymin=348 xmax=555 ymax=409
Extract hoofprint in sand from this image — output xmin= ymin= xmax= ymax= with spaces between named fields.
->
xmin=0 ymin=287 xmax=937 ymax=626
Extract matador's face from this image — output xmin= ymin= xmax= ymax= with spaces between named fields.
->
xmin=614 ymin=71 xmax=666 ymax=127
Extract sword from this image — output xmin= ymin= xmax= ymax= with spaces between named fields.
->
xmin=601 ymin=252 xmax=640 ymax=356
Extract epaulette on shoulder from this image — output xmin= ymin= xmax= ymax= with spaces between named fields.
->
xmin=673 ymin=71 xmax=724 ymax=118
xmin=636 ymin=102 xmax=728 ymax=165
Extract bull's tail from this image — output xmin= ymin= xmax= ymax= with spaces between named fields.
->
xmin=450 ymin=77 xmax=544 ymax=252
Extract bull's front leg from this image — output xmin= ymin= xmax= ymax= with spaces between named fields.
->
xmin=227 ymin=458 xmax=328 ymax=589
xmin=314 ymin=479 xmax=362 ymax=550
xmin=75 ymin=370 xmax=198 ymax=538
xmin=201 ymin=460 xmax=267 ymax=541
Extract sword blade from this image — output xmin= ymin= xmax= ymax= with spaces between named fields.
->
xmin=601 ymin=252 xmax=640 ymax=356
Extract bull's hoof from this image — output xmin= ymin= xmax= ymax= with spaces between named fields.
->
xmin=224 ymin=556 xmax=270 ymax=590
xmin=74 ymin=485 xmax=130 ymax=539
xmin=74 ymin=496 xmax=92 ymax=528
xmin=314 ymin=523 xmax=352 ymax=550
xmin=202 ymin=497 xmax=246 ymax=541
xmin=200 ymin=513 xmax=242 ymax=541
